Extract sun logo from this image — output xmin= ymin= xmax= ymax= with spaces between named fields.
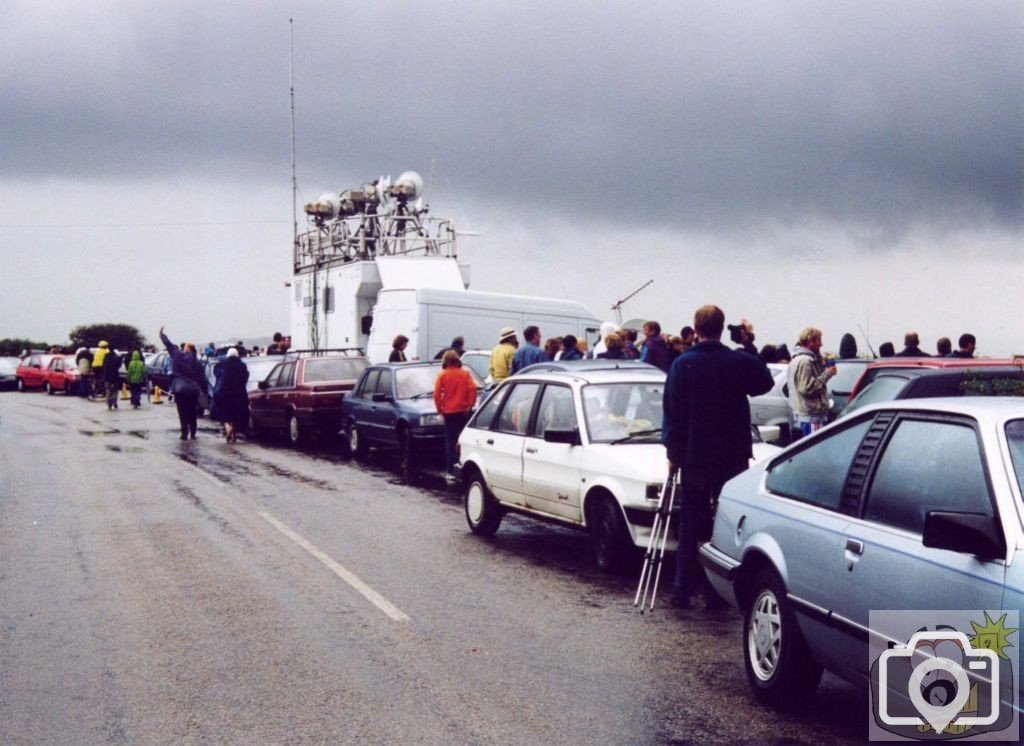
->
xmin=969 ymin=611 xmax=1018 ymax=660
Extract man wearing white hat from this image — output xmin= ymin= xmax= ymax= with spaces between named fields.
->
xmin=488 ymin=327 xmax=518 ymax=383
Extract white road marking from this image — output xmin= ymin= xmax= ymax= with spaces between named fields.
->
xmin=258 ymin=511 xmax=410 ymax=622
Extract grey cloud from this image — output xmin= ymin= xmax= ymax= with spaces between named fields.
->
xmin=2 ymin=1 xmax=1020 ymax=234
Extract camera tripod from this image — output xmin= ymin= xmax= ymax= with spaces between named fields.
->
xmin=634 ymin=470 xmax=678 ymax=613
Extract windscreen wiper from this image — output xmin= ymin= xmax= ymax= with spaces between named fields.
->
xmin=609 ymin=428 xmax=662 ymax=444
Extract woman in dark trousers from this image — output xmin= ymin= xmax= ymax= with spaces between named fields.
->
xmin=159 ymin=326 xmax=209 ymax=440
xmin=211 ymin=348 xmax=250 ymax=443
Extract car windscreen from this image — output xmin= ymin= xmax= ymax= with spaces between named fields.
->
xmin=303 ymin=358 xmax=368 ymax=383
xmin=582 ymin=382 xmax=664 ymax=443
xmin=1007 ymin=420 xmax=1024 ymax=498
xmin=828 ymin=362 xmax=867 ymax=394
xmin=244 ymin=359 xmax=280 ymax=391
xmin=461 ymin=354 xmax=491 ymax=381
xmin=396 ymin=366 xmax=442 ymax=399
xmin=843 ymin=376 xmax=912 ymax=415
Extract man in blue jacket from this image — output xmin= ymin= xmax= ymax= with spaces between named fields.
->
xmin=510 ymin=325 xmax=547 ymax=373
xmin=662 ymin=304 xmax=774 ymax=609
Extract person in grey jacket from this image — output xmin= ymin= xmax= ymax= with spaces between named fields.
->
xmin=159 ymin=326 xmax=209 ymax=440
xmin=787 ymin=327 xmax=836 ymax=437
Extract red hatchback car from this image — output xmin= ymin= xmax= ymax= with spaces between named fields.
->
xmin=248 ymin=353 xmax=369 ymax=445
xmin=15 ymin=354 xmax=56 ymax=391
xmin=847 ymin=357 xmax=1023 ymax=400
xmin=43 ymin=355 xmax=82 ymax=395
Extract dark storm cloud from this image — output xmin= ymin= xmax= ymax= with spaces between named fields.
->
xmin=2 ymin=1 xmax=1020 ymax=233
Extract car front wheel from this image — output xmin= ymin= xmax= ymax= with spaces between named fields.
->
xmin=589 ymin=494 xmax=632 ymax=573
xmin=743 ymin=568 xmax=822 ymax=706
xmin=17 ymin=378 xmax=25 ymax=392
xmin=464 ymin=470 xmax=502 ymax=536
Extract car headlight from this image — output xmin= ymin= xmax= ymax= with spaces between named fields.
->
xmin=421 ymin=413 xmax=443 ymax=427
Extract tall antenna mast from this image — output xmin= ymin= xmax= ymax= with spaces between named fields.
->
xmin=289 ymin=18 xmax=298 ymax=255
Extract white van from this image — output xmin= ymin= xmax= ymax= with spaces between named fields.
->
xmin=367 ymin=288 xmax=603 ymax=363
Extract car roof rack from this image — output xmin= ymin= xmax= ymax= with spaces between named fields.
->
xmin=281 ymin=347 xmax=366 ymax=358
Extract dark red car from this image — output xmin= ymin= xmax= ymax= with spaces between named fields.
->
xmin=248 ymin=354 xmax=369 ymax=445
xmin=847 ymin=357 xmax=1023 ymax=400
xmin=15 ymin=354 xmax=56 ymax=391
xmin=43 ymin=355 xmax=81 ymax=395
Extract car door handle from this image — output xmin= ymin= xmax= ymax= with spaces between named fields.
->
xmin=525 ymin=447 xmax=538 ymax=454
xmin=845 ymin=538 xmax=864 ymax=555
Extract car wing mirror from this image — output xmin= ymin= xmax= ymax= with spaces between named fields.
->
xmin=258 ymin=380 xmax=269 ymax=390
xmin=544 ymin=427 xmax=580 ymax=446
xmin=371 ymin=392 xmax=390 ymax=403
xmin=923 ymin=510 xmax=1005 ymax=560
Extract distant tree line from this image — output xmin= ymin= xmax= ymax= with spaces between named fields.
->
xmin=0 ymin=324 xmax=146 ymax=357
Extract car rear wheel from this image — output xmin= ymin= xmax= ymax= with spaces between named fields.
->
xmin=589 ymin=494 xmax=632 ymax=573
xmin=44 ymin=381 xmax=53 ymax=395
xmin=743 ymin=568 xmax=822 ymax=706
xmin=287 ymin=413 xmax=305 ymax=446
xmin=397 ymin=426 xmax=415 ymax=481
xmin=464 ymin=469 xmax=502 ymax=536
xmin=347 ymin=422 xmax=367 ymax=458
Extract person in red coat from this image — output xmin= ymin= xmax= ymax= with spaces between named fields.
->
xmin=433 ymin=350 xmax=478 ymax=480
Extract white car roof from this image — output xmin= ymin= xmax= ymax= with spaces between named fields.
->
xmin=509 ymin=368 xmax=667 ymax=385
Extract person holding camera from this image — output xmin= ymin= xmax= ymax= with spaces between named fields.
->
xmin=728 ymin=319 xmax=758 ymax=356
xmin=788 ymin=327 xmax=837 ymax=437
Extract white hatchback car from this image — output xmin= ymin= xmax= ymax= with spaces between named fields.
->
xmin=457 ymin=369 xmax=780 ymax=571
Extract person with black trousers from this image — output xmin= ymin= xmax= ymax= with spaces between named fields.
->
xmin=159 ymin=326 xmax=210 ymax=440
xmin=662 ymin=305 xmax=774 ymax=609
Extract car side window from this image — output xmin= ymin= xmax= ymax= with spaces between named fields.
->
xmin=864 ymin=419 xmax=992 ymax=534
xmin=279 ymin=362 xmax=297 ymax=388
xmin=472 ymin=387 xmax=509 ymax=430
xmin=766 ymin=418 xmax=872 ymax=510
xmin=496 ymin=383 xmax=541 ymax=435
xmin=376 ymin=369 xmax=393 ymax=397
xmin=265 ymin=364 xmax=283 ymax=388
xmin=531 ymin=385 xmax=576 ymax=438
xmin=357 ymin=370 xmax=379 ymax=398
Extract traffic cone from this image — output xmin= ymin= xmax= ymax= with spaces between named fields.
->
xmin=152 ymin=385 xmax=164 ymax=404
xmin=120 ymin=383 xmax=129 ymax=401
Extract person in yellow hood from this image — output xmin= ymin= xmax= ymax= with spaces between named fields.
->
xmin=90 ymin=341 xmax=109 ymax=399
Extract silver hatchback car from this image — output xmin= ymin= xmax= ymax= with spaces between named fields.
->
xmin=700 ymin=398 xmax=1024 ymax=714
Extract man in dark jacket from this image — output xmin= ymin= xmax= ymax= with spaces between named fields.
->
xmin=662 ymin=305 xmax=774 ymax=609
xmin=895 ymin=331 xmax=930 ymax=357
xmin=102 ymin=347 xmax=123 ymax=410
xmin=950 ymin=333 xmax=977 ymax=359
xmin=640 ymin=321 xmax=673 ymax=372
xmin=560 ymin=335 xmax=583 ymax=361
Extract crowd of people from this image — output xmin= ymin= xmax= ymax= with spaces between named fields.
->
xmin=392 ymin=314 xmax=983 ymax=609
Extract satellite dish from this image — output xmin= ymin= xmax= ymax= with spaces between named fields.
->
xmin=390 ymin=170 xmax=424 ymax=200
xmin=303 ymin=193 xmax=340 ymax=221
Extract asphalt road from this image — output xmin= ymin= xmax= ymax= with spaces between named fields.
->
xmin=0 ymin=390 xmax=869 ymax=744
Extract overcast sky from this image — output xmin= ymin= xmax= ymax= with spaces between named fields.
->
xmin=2 ymin=1 xmax=1021 ymax=355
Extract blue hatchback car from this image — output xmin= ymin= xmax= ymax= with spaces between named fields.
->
xmin=700 ymin=398 xmax=1024 ymax=720
xmin=342 ymin=361 xmax=483 ymax=474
